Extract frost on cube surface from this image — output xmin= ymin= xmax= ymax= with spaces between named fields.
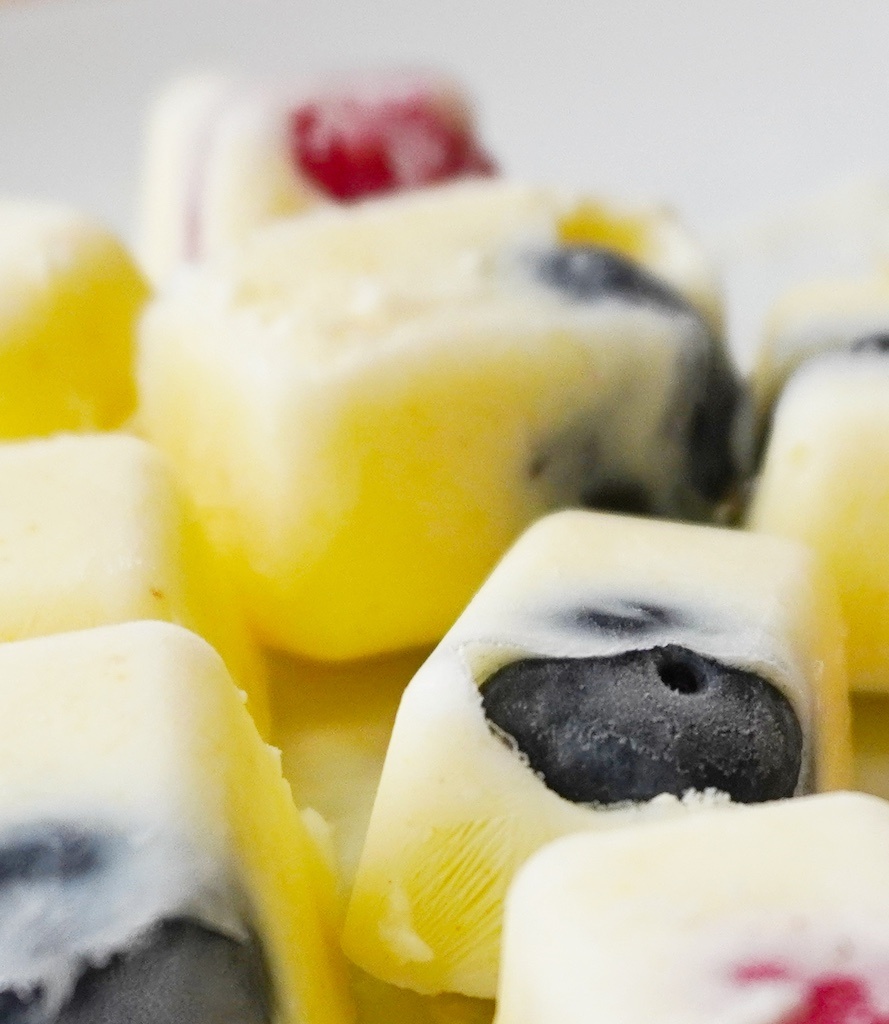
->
xmin=139 ymin=180 xmax=741 ymax=661
xmin=0 ymin=433 xmax=267 ymax=732
xmin=342 ymin=510 xmax=850 ymax=999
xmin=137 ymin=70 xmax=497 ymax=282
xmin=752 ymin=273 xmax=889 ymax=429
xmin=750 ymin=355 xmax=889 ymax=695
xmin=0 ymin=201 xmax=148 ymax=439
xmin=0 ymin=621 xmax=353 ymax=1024
xmin=496 ymin=792 xmax=889 ymax=1024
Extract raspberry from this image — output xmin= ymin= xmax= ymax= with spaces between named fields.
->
xmin=735 ymin=963 xmax=889 ymax=1023
xmin=790 ymin=977 xmax=889 ymax=1024
xmin=290 ymin=93 xmax=496 ymax=201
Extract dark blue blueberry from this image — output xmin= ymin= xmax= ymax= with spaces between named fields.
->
xmin=531 ymin=245 xmax=688 ymax=313
xmin=0 ymin=826 xmax=103 ymax=887
xmin=0 ymin=991 xmax=36 ymax=1024
xmin=526 ymin=243 xmax=744 ymax=520
xmin=568 ymin=602 xmax=677 ymax=636
xmin=683 ymin=341 xmax=743 ymax=505
xmin=850 ymin=332 xmax=889 ymax=354
xmin=0 ymin=920 xmax=273 ymax=1024
xmin=481 ymin=645 xmax=802 ymax=805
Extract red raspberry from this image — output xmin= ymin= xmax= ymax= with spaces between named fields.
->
xmin=788 ymin=977 xmax=889 ymax=1024
xmin=290 ymin=92 xmax=496 ymax=201
xmin=735 ymin=962 xmax=889 ymax=1023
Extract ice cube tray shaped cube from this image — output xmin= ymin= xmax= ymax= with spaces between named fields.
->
xmin=343 ymin=510 xmax=850 ymax=998
xmin=0 ymin=621 xmax=353 ymax=1024
xmin=139 ymin=180 xmax=737 ymax=661
xmin=0 ymin=432 xmax=268 ymax=731
xmin=497 ymin=792 xmax=889 ymax=1024
xmin=750 ymin=355 xmax=889 ymax=693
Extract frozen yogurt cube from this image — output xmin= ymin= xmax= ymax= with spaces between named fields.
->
xmin=0 ymin=621 xmax=352 ymax=1024
xmin=0 ymin=432 xmax=268 ymax=730
xmin=139 ymin=180 xmax=738 ymax=660
xmin=0 ymin=200 xmax=148 ymax=438
xmin=497 ymin=792 xmax=889 ymax=1024
xmin=342 ymin=510 xmax=849 ymax=997
xmin=138 ymin=70 xmax=496 ymax=281
xmin=749 ymin=355 xmax=889 ymax=693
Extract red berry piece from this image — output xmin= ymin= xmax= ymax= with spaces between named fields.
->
xmin=789 ymin=977 xmax=889 ymax=1024
xmin=735 ymin=963 xmax=889 ymax=1024
xmin=290 ymin=90 xmax=497 ymax=201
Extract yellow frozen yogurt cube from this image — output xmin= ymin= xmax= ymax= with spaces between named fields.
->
xmin=0 ymin=200 xmax=148 ymax=438
xmin=0 ymin=620 xmax=353 ymax=1024
xmin=0 ymin=432 xmax=268 ymax=730
xmin=749 ymin=354 xmax=889 ymax=693
xmin=139 ymin=180 xmax=735 ymax=660
xmin=496 ymin=792 xmax=889 ymax=1024
xmin=343 ymin=510 xmax=850 ymax=998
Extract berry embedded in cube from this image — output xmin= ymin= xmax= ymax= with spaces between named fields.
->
xmin=290 ymin=83 xmax=496 ymax=201
xmin=139 ymin=180 xmax=741 ymax=661
xmin=496 ymin=793 xmax=889 ymax=1024
xmin=481 ymin=645 xmax=802 ymax=806
xmin=749 ymin=355 xmax=889 ymax=693
xmin=342 ymin=511 xmax=850 ymax=998
xmin=0 ymin=200 xmax=148 ymax=439
xmin=0 ymin=432 xmax=268 ymax=731
xmin=0 ymin=621 xmax=353 ymax=1024
xmin=138 ymin=70 xmax=496 ymax=282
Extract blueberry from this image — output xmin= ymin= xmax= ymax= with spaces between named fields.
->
xmin=567 ymin=602 xmax=677 ymax=636
xmin=0 ymin=826 xmax=102 ymax=887
xmin=531 ymin=245 xmax=687 ymax=313
xmin=0 ymin=920 xmax=273 ymax=1024
xmin=481 ymin=645 xmax=803 ymax=805
xmin=526 ymin=243 xmax=743 ymax=520
xmin=850 ymin=332 xmax=889 ymax=354
xmin=0 ymin=991 xmax=33 ymax=1024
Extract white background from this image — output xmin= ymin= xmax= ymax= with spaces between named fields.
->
xmin=2 ymin=0 xmax=889 ymax=351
